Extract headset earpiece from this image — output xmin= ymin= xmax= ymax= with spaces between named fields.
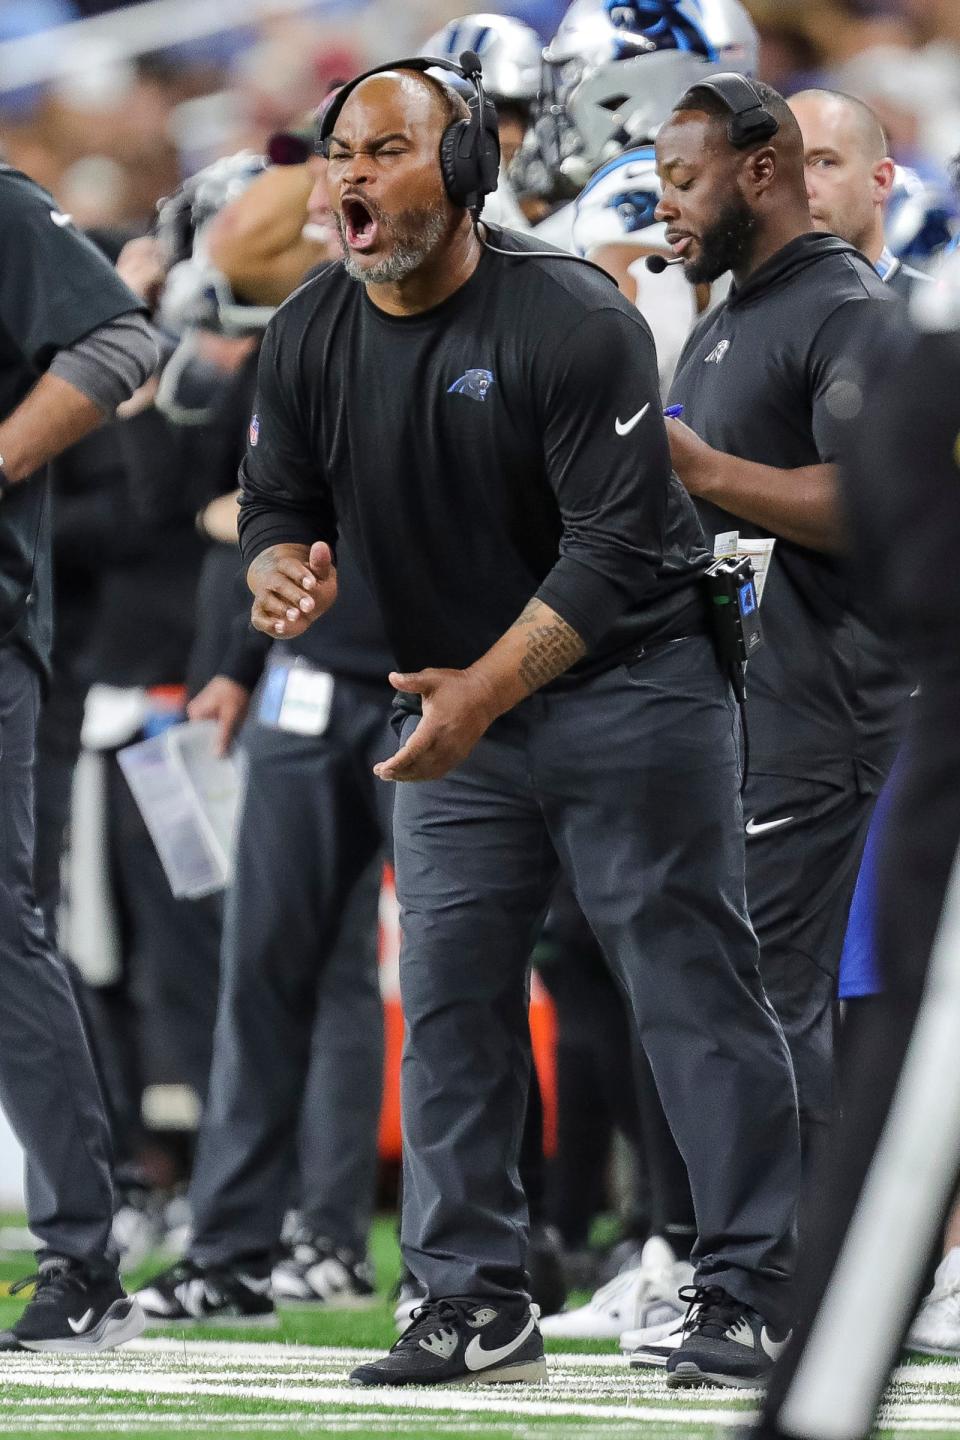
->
xmin=439 ymin=91 xmax=501 ymax=211
xmin=685 ymin=72 xmax=779 ymax=150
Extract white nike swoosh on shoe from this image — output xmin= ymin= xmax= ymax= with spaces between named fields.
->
xmin=614 ymin=403 xmax=650 ymax=437
xmin=463 ymin=1314 xmax=536 ymax=1371
xmin=761 ymin=1326 xmax=791 ymax=1360
xmin=745 ymin=815 xmax=795 ymax=836
xmin=68 ymin=1308 xmax=95 ymax=1335
xmin=239 ymin=1275 xmax=273 ymax=1294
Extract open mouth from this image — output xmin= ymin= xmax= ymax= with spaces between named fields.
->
xmin=668 ymin=233 xmax=694 ymax=258
xmin=341 ymin=195 xmax=380 ymax=253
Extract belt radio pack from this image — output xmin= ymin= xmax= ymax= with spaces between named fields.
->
xmin=704 ymin=554 xmax=763 ymax=705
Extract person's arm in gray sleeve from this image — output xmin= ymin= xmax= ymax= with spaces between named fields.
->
xmin=0 ymin=170 xmax=157 ymax=487
xmin=48 ymin=311 xmax=159 ymax=418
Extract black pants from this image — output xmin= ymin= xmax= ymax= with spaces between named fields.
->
xmin=759 ymin=691 xmax=960 ymax=1438
xmin=0 ymin=646 xmax=115 ymax=1273
xmin=757 ymin=315 xmax=960 ymax=1440
xmin=744 ymin=772 xmax=876 ymax=1147
xmin=538 ymin=881 xmax=694 ymax=1250
xmin=189 ymin=676 xmax=393 ymax=1265
xmin=394 ymin=637 xmax=800 ymax=1331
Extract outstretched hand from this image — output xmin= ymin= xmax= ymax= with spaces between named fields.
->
xmin=248 ymin=540 xmax=337 ymax=638
xmin=374 ymin=667 xmax=498 ymax=783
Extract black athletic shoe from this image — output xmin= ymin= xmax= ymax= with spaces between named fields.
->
xmin=135 ymin=1258 xmax=277 ymax=1327
xmin=350 ymin=1296 xmax=547 ymax=1387
xmin=666 ymin=1285 xmax=791 ymax=1389
xmin=7 ymin=1257 xmax=145 ymax=1353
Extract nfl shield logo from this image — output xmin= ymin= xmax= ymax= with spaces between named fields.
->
xmin=249 ymin=413 xmax=260 ymax=446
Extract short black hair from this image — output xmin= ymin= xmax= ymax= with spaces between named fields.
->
xmin=675 ymin=78 xmax=800 ymax=149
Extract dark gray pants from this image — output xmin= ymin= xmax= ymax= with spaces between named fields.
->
xmin=189 ymin=677 xmax=393 ymax=1265
xmin=0 ymin=647 xmax=115 ymax=1272
xmin=395 ymin=637 xmax=801 ymax=1331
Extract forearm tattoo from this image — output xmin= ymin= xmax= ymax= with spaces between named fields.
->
xmin=516 ymin=599 xmax=586 ymax=692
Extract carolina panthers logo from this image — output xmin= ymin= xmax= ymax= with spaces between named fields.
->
xmin=448 ymin=368 xmax=495 ymax=402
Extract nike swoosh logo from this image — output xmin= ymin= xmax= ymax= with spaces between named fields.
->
xmin=68 ymin=1308 xmax=95 ymax=1334
xmin=239 ymin=1275 xmax=272 ymax=1294
xmin=49 ymin=210 xmax=73 ymax=228
xmin=745 ymin=815 xmax=795 ymax=836
xmin=614 ymin=402 xmax=650 ymax=437
xmin=463 ymin=1314 xmax=536 ymax=1371
xmin=761 ymin=1326 xmax=791 ymax=1360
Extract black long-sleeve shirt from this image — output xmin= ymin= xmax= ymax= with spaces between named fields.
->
xmin=238 ymin=227 xmax=710 ymax=685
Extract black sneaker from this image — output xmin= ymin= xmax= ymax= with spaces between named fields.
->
xmin=271 ymin=1230 xmax=377 ymax=1309
xmin=3 ymin=1257 xmax=145 ymax=1353
xmin=135 ymin=1258 xmax=277 ymax=1327
xmin=351 ymin=1296 xmax=547 ymax=1387
xmin=666 ymin=1285 xmax=791 ymax=1389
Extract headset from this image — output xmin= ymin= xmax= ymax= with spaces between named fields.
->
xmin=317 ymin=51 xmax=500 ymax=216
xmin=317 ymin=50 xmax=618 ymax=285
xmin=683 ymin=72 xmax=779 ymax=149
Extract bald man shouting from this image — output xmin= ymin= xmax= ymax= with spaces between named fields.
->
xmin=238 ymin=59 xmax=801 ymax=1391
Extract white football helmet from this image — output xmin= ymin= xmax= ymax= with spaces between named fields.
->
xmin=536 ymin=0 xmax=759 ymax=190
xmin=885 ymin=164 xmax=958 ymax=267
xmin=155 ymin=151 xmax=274 ymax=338
xmin=419 ymin=13 xmax=542 ymax=106
xmin=572 ymin=144 xmax=665 ymax=255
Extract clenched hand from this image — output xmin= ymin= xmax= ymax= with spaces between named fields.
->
xmin=248 ymin=540 xmax=337 ymax=637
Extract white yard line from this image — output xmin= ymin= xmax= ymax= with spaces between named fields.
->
xmin=0 ymin=1369 xmax=743 ymax=1426
xmin=1 ymin=1340 xmax=958 ymax=1435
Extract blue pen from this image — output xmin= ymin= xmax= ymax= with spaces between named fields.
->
xmin=663 ymin=404 xmax=684 ymax=419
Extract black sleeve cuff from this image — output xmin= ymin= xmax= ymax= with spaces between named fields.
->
xmin=536 ymin=556 xmax=649 ymax=651
xmin=237 ymin=509 xmax=326 ymax=569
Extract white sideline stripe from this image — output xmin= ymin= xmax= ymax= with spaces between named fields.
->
xmin=124 ymin=1340 xmax=960 ymax=1385
xmin=779 ymin=840 xmax=960 ymax=1440
xmin=0 ymin=1368 xmax=743 ymax=1425
xmin=126 ymin=1338 xmax=632 ymax=1370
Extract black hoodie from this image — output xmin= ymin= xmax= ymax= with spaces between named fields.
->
xmin=669 ymin=233 xmax=906 ymax=788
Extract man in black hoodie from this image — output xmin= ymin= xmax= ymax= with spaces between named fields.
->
xmin=656 ymin=79 xmax=899 ymax=1270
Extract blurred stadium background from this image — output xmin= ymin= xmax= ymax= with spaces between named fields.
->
xmin=0 ymin=0 xmax=956 ymax=234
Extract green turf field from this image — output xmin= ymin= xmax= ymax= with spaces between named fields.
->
xmin=1 ymin=1218 xmax=958 ymax=1440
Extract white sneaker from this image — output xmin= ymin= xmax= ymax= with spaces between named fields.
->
xmin=620 ymin=1298 xmax=687 ymax=1352
xmin=540 ymin=1236 xmax=690 ymax=1340
xmin=627 ymin=1314 xmax=687 ymax=1368
xmin=907 ymin=1248 xmax=960 ymax=1355
xmin=393 ymin=1275 xmax=428 ymax=1333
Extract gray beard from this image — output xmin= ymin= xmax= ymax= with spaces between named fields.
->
xmin=339 ymin=206 xmax=449 ymax=285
